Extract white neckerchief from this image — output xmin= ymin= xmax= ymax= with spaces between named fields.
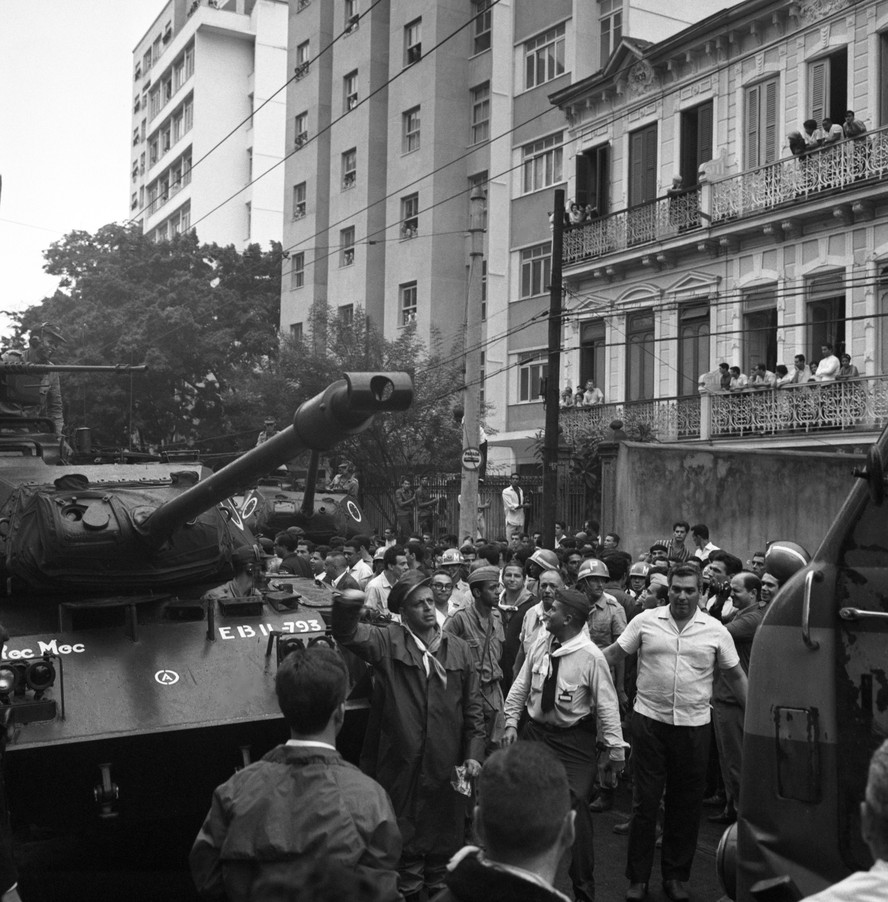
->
xmin=403 ymin=624 xmax=447 ymax=686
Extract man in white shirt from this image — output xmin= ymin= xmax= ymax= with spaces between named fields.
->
xmin=343 ymin=535 xmax=374 ymax=589
xmin=690 ymin=524 xmax=719 ymax=562
xmin=502 ymin=473 xmax=530 ymax=537
xmin=364 ymin=545 xmax=408 ymax=614
xmin=604 ymin=564 xmax=748 ymax=902
xmin=814 ymin=343 xmax=840 ymax=382
xmin=802 ymin=738 xmax=888 ymax=901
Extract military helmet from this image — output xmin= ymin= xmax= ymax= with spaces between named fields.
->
xmin=577 ymin=558 xmax=610 ymax=582
xmin=528 ymin=548 xmax=560 ymax=572
xmin=764 ymin=540 xmax=811 ymax=583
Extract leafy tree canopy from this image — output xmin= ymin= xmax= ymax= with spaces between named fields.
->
xmin=3 ymin=223 xmax=282 ymax=448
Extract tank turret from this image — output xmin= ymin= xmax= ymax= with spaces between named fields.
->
xmin=0 ymin=372 xmax=413 ymax=594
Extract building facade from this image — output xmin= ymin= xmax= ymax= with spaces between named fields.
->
xmin=548 ymin=0 xmax=888 ymax=454
xmin=130 ymin=0 xmax=286 ymax=246
xmin=279 ymin=0 xmax=730 ymax=454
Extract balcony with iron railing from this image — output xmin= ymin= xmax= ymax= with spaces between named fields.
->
xmin=563 ymin=125 xmax=888 ymax=267
xmin=560 ymin=375 xmax=888 ymax=445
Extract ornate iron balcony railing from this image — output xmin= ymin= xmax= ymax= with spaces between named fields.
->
xmin=563 ymin=188 xmax=701 ymax=265
xmin=560 ymin=375 xmax=888 ymax=444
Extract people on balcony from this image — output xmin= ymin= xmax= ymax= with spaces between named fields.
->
xmin=560 ymin=386 xmax=575 ymax=408
xmin=568 ymin=202 xmax=585 ymax=225
xmin=749 ymin=364 xmax=776 ymax=389
xmin=837 ymin=354 xmax=860 ymax=380
xmin=774 ymin=365 xmax=794 ymax=388
xmin=582 ymin=379 xmax=604 ymax=407
xmin=728 ymin=367 xmax=748 ymax=392
xmin=815 ymin=117 xmax=844 ymax=147
xmin=843 ymin=110 xmax=867 ymax=139
xmin=790 ymin=354 xmax=814 ymax=384
xmin=802 ymin=119 xmax=819 ymax=150
xmin=573 ymin=390 xmax=585 ymax=407
xmin=788 ymin=131 xmax=807 ymax=157
xmin=813 ymin=344 xmax=840 ymax=382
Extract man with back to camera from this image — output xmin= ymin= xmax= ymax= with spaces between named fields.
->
xmin=604 ymin=564 xmax=748 ymax=902
xmin=801 ymin=738 xmax=888 ymax=900
xmin=0 ymin=322 xmax=66 ymax=435
xmin=503 ymin=587 xmax=625 ymax=902
xmin=433 ymin=742 xmax=576 ymax=902
xmin=189 ymin=646 xmax=401 ymax=901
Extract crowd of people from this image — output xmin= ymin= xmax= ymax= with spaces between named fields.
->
xmin=787 ymin=111 xmax=868 ymax=157
xmin=187 ymin=510 xmax=884 ymax=902
xmin=698 ymin=346 xmax=860 ymax=395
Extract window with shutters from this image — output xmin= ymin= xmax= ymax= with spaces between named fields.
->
xmin=628 ymin=123 xmax=658 ymax=207
xmin=742 ymin=291 xmax=777 ymax=376
xmin=807 ymin=273 xmax=846 ymax=361
xmin=626 ymin=311 xmax=655 ymax=402
xmin=808 ymin=48 xmax=848 ymax=124
xmin=580 ymin=320 xmax=606 ymax=395
xmin=575 ymin=144 xmax=609 ymax=216
xmin=745 ymin=78 xmax=779 ymax=169
xmin=678 ymin=304 xmax=711 ymax=396
xmin=679 ymin=101 xmax=713 ymax=187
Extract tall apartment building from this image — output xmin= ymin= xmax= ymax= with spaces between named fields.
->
xmin=279 ymin=0 xmax=733 ymax=466
xmin=130 ymin=0 xmax=287 ymax=246
xmin=548 ymin=0 xmax=888 ymax=456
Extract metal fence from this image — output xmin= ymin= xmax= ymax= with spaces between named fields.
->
xmin=360 ymin=472 xmax=591 ymax=541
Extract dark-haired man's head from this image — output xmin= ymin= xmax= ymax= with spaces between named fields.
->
xmin=275 ymin=647 xmax=348 ymax=738
xmin=475 ymin=742 xmax=574 ymax=870
xmin=476 ymin=543 xmax=503 ymax=568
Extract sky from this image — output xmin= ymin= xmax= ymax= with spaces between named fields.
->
xmin=0 ymin=1 xmax=161 ymax=330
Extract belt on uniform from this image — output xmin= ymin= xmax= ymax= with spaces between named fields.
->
xmin=530 ymin=716 xmax=596 ymax=734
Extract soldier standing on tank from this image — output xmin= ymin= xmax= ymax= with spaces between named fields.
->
xmin=0 ymin=322 xmax=66 ymax=435
xmin=255 ymin=417 xmax=277 ymax=447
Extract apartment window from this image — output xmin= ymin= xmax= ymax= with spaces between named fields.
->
xmin=184 ymin=98 xmax=193 ymax=132
xmin=480 ymin=350 xmax=486 ymax=406
xmin=340 ymin=227 xmax=356 ymax=266
xmin=131 ymin=192 xmax=138 ymax=210
xmin=149 ymin=87 xmax=161 ymax=119
xmin=628 ymin=123 xmax=658 ymax=207
xmin=295 ymin=111 xmax=308 ymax=147
xmin=580 ymin=320 xmax=606 ymax=392
xmin=405 ymin=18 xmax=422 ymax=65
xmin=339 ymin=304 xmax=354 ymax=326
xmin=473 ymin=0 xmax=491 ymax=54
xmin=293 ymin=182 xmax=307 ymax=219
xmin=291 ymin=322 xmax=304 ymax=341
xmin=575 ymin=144 xmax=609 ymax=216
xmin=400 ymin=281 xmax=418 ymax=325
xmin=174 ymin=58 xmax=186 ymax=90
xmin=600 ymin=0 xmax=622 ymax=63
xmin=181 ymin=204 xmax=190 ymax=231
xmin=403 ymin=106 xmax=421 ymax=153
xmin=626 ymin=311 xmax=655 ymax=402
xmin=134 ymin=95 xmax=141 ymax=114
xmin=143 ymin=49 xmax=153 ymax=73
xmin=132 ymin=128 xmax=141 ymax=147
xmin=134 ymin=62 xmax=142 ymax=81
xmin=679 ymin=303 xmax=711 ymax=396
xmin=342 ymin=148 xmax=357 ymax=188
xmin=807 ymin=273 xmax=846 ymax=361
xmin=295 ymin=41 xmax=310 ymax=79
xmin=518 ymin=358 xmax=547 ymax=403
xmin=809 ymin=48 xmax=848 ymax=124
xmin=184 ymin=46 xmax=194 ymax=78
xmin=679 ymin=101 xmax=714 ymax=188
xmin=245 ymin=201 xmax=251 ymax=240
xmin=247 ymin=93 xmax=254 ymax=131
xmin=291 ymin=252 xmax=305 ymax=289
xmin=745 ymin=77 xmax=779 ymax=169
xmin=520 ymin=243 xmax=551 ymax=298
xmin=400 ymin=193 xmax=419 ymax=238
xmin=524 ymin=23 xmax=565 ymax=90
xmin=522 ymin=133 xmax=563 ymax=193
xmin=741 ymin=293 xmax=777 ymax=376
xmin=471 ymin=82 xmax=490 ymax=144
xmin=468 ymin=172 xmax=489 ymax=230
xmin=149 ymin=137 xmax=159 ymax=165
xmin=172 ymin=111 xmax=183 ymax=143
xmin=344 ymin=71 xmax=359 ymax=111
xmin=140 ymin=152 xmax=145 ymax=174
xmin=162 ymin=76 xmax=173 ymax=104
xmin=162 ymin=125 xmax=172 ymax=153
xmin=152 ymin=36 xmax=162 ymax=64
xmin=344 ymin=0 xmax=359 ymax=32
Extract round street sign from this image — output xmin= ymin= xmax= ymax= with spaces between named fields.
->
xmin=461 ymin=447 xmax=481 ymax=470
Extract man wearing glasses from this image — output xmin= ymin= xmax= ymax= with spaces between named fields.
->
xmin=429 ymin=571 xmax=455 ymax=626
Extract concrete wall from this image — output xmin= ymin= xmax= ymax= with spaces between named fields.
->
xmin=601 ymin=441 xmax=864 ymax=562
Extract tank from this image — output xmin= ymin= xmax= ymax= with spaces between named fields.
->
xmin=0 ymin=371 xmax=413 ymax=899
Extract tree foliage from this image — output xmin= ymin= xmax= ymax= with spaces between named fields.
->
xmin=231 ymin=304 xmax=465 ymax=474
xmin=4 ymin=223 xmax=282 ymax=448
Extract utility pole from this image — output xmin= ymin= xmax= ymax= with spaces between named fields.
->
xmin=459 ymin=186 xmax=486 ymax=544
xmin=541 ymin=188 xmax=564 ymax=550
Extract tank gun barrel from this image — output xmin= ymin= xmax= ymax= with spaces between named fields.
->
xmin=0 ymin=363 xmax=148 ymax=374
xmin=140 ymin=372 xmax=413 ymax=544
